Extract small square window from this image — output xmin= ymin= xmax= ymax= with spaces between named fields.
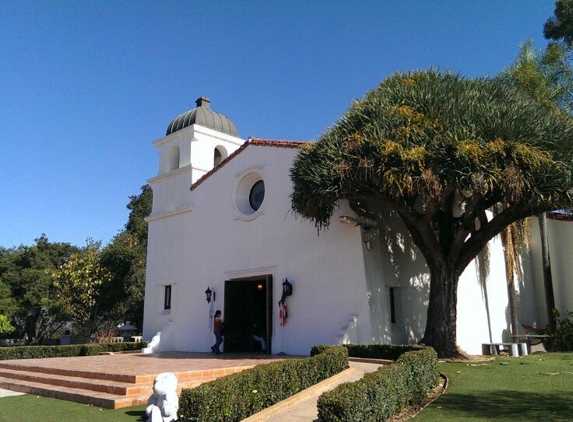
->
xmin=164 ymin=285 xmax=172 ymax=310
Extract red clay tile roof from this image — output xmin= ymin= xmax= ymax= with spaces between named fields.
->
xmin=190 ymin=137 xmax=307 ymax=191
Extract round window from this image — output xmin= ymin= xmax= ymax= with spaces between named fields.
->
xmin=236 ymin=171 xmax=266 ymax=217
xmin=249 ymin=180 xmax=265 ymax=211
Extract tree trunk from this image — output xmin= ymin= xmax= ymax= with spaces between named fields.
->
xmin=421 ymin=267 xmax=459 ymax=358
xmin=539 ymin=213 xmax=557 ymax=334
xmin=25 ymin=314 xmax=38 ymax=345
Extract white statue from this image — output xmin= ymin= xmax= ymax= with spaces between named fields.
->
xmin=146 ymin=372 xmax=179 ymax=422
xmin=143 ymin=331 xmax=161 ymax=354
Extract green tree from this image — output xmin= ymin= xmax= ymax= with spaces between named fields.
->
xmin=500 ymin=40 xmax=573 ymax=113
xmin=0 ymin=314 xmax=16 ymax=338
xmin=0 ymin=251 xmax=17 ymax=318
xmin=52 ymin=241 xmax=112 ymax=337
xmin=0 ymin=235 xmax=79 ymax=343
xmin=499 ymin=40 xmax=573 ymax=334
xmin=290 ymin=70 xmax=573 ymax=358
xmin=544 ymin=0 xmax=573 ymax=50
xmin=100 ymin=185 xmax=151 ymax=332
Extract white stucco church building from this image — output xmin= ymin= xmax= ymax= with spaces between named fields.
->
xmin=142 ymin=97 xmax=573 ymax=356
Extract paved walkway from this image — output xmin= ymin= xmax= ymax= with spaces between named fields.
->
xmin=245 ymin=361 xmax=382 ymax=422
xmin=0 ymin=387 xmax=23 ymax=398
xmin=0 ymin=351 xmax=286 ymax=377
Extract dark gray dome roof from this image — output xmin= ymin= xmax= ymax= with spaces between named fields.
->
xmin=166 ymin=97 xmax=238 ymax=137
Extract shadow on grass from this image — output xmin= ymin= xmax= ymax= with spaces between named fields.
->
xmin=124 ymin=409 xmax=147 ymax=421
xmin=435 ymin=390 xmax=573 ymax=420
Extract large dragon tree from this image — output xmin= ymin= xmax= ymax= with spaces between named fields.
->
xmin=290 ymin=70 xmax=573 ymax=358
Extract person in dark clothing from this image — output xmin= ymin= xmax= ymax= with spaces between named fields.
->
xmin=211 ymin=310 xmax=223 ymax=354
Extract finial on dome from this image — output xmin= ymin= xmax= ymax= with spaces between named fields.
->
xmin=195 ymin=96 xmax=211 ymax=109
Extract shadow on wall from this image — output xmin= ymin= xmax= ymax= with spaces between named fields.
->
xmin=365 ymin=202 xmax=429 ymax=345
xmin=476 ymin=248 xmax=493 ymax=344
xmin=364 ymin=200 xmax=546 ymax=352
xmin=517 ymin=239 xmax=545 ymax=329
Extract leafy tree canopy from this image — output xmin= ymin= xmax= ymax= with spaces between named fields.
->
xmin=290 ymin=70 xmax=573 ymax=357
xmin=0 ymin=235 xmax=79 ymax=343
xmin=100 ymin=184 xmax=151 ymax=332
xmin=52 ymin=240 xmax=112 ymax=337
xmin=544 ymin=0 xmax=573 ymax=50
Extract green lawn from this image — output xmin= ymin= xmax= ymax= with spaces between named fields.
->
xmin=414 ymin=353 xmax=573 ymax=421
xmin=0 ymin=396 xmax=146 ymax=422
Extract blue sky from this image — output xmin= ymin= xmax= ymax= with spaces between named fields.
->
xmin=0 ymin=1 xmax=556 ymax=248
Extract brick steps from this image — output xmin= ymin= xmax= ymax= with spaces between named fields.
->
xmin=0 ymin=361 xmax=247 ymax=409
xmin=0 ymin=374 xmax=148 ymax=408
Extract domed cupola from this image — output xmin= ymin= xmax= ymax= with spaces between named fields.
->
xmin=166 ymin=96 xmax=238 ymax=137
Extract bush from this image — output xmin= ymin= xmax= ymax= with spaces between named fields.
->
xmin=311 ymin=343 xmax=427 ymax=361
xmin=178 ymin=346 xmax=348 ymax=422
xmin=316 ymin=345 xmax=439 ymax=422
xmin=547 ymin=310 xmax=573 ymax=352
xmin=0 ymin=342 xmax=147 ymax=360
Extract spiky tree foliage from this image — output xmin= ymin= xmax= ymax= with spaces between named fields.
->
xmin=290 ymin=70 xmax=573 ymax=358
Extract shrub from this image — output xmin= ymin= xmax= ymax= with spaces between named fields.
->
xmin=316 ymin=345 xmax=439 ymax=422
xmin=178 ymin=346 xmax=348 ymax=422
xmin=547 ymin=310 xmax=573 ymax=352
xmin=0 ymin=342 xmax=146 ymax=360
xmin=311 ymin=343 xmax=427 ymax=361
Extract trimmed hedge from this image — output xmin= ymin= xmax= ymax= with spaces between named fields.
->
xmin=178 ymin=346 xmax=348 ymax=422
xmin=0 ymin=342 xmax=147 ymax=360
xmin=311 ymin=343 xmax=428 ymax=361
xmin=316 ymin=345 xmax=439 ymax=421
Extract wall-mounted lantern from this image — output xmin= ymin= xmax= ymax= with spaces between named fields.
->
xmin=205 ymin=286 xmax=215 ymax=303
xmin=282 ymin=279 xmax=293 ymax=297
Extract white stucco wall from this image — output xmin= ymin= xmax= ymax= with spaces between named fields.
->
xmin=144 ymin=144 xmax=373 ymax=356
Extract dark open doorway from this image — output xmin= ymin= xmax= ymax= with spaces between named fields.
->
xmin=224 ymin=275 xmax=272 ymax=353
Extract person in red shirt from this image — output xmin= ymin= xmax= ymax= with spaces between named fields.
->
xmin=211 ymin=310 xmax=223 ymax=354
